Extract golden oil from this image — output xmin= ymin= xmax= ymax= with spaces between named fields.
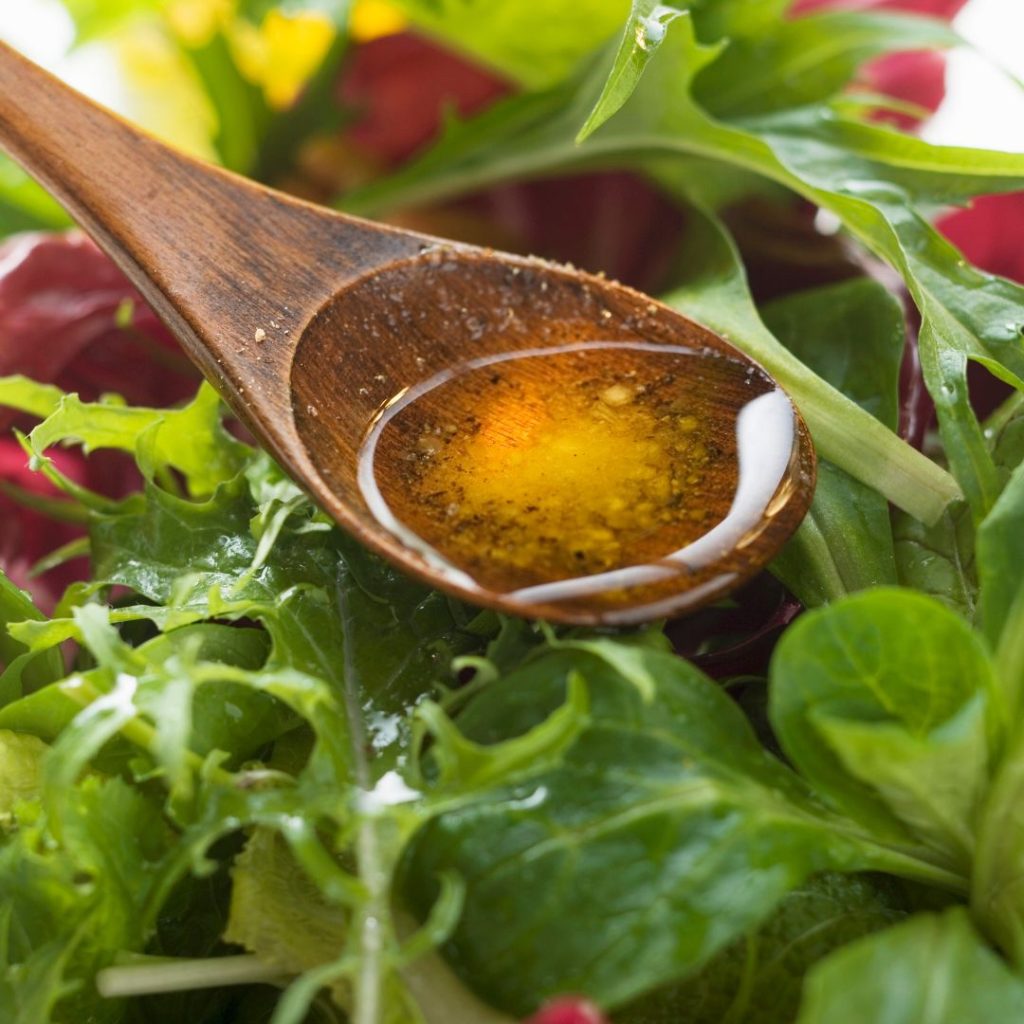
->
xmin=359 ymin=341 xmax=794 ymax=611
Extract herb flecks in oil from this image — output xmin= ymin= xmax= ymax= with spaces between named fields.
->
xmin=362 ymin=342 xmax=787 ymax=602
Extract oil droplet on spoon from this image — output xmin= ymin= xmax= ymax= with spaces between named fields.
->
xmin=358 ymin=341 xmax=804 ymax=623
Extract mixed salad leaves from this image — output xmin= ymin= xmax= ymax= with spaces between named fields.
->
xmin=2 ymin=0 xmax=1024 ymax=1021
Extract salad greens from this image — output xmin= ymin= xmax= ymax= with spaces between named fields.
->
xmin=3 ymin=0 xmax=1024 ymax=1021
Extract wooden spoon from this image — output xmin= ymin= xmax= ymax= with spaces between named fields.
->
xmin=0 ymin=42 xmax=815 ymax=625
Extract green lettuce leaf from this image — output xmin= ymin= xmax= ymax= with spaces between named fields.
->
xmin=763 ymin=278 xmax=903 ymax=606
xmin=618 ymin=872 xmax=908 ymax=1024
xmin=393 ymin=0 xmax=629 ymax=89
xmin=0 ymin=772 xmax=173 ymax=1023
xmin=795 ymin=910 xmax=1024 ymax=1023
xmin=0 ymin=570 xmax=64 ymax=704
xmin=0 ymin=729 xmax=48 ymax=826
xmin=400 ymin=639 xmax=950 ymax=1015
xmin=770 ymin=588 xmax=1002 ymax=873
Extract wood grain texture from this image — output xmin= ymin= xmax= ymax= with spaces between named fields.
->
xmin=0 ymin=41 xmax=816 ymax=624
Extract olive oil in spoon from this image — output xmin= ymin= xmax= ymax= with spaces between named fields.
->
xmin=360 ymin=340 xmax=806 ymax=624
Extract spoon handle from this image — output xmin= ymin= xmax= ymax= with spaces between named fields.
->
xmin=0 ymin=41 xmax=422 ymax=429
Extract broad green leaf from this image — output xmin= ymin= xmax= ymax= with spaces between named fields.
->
xmin=763 ymin=278 xmax=903 ymax=606
xmin=577 ymin=2 xmax=688 ymax=143
xmin=0 ymin=730 xmax=48 ymax=826
xmin=770 ymin=588 xmax=1001 ymax=872
xmin=975 ymin=457 xmax=1024 ymax=733
xmin=974 ymin=733 xmax=1024 ymax=969
xmin=619 ymin=872 xmax=908 ymax=1024
xmin=893 ymin=501 xmax=977 ymax=620
xmin=400 ymin=640 xmax=938 ymax=1015
xmin=773 ymin=462 xmax=897 ymax=607
xmin=393 ymin=0 xmax=629 ymax=89
xmin=761 ymin=279 xmax=903 ymax=431
xmin=580 ymin=7 xmax=956 ymax=134
xmin=0 ymin=570 xmax=64 ymax=703
xmin=693 ymin=12 xmax=957 ymax=120
xmin=986 ymin=392 xmax=1024 ymax=472
xmin=795 ymin=910 xmax=1024 ymax=1024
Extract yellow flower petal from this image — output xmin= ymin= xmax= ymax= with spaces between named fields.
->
xmin=114 ymin=25 xmax=219 ymax=161
xmin=165 ymin=0 xmax=233 ymax=48
xmin=350 ymin=0 xmax=407 ymax=42
xmin=232 ymin=10 xmax=336 ymax=109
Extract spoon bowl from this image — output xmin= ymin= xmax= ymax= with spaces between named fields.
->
xmin=0 ymin=41 xmax=815 ymax=624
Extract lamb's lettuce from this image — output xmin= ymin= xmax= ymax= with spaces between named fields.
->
xmin=398 ymin=640 xmax=949 ymax=1014
xmin=770 ymin=589 xmax=1003 ymax=873
xmin=795 ymin=910 xmax=1024 ymax=1024
xmin=619 ymin=872 xmax=909 ymax=1024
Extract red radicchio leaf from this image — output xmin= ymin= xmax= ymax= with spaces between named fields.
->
xmin=341 ymin=32 xmax=510 ymax=165
xmin=0 ymin=231 xmax=197 ymax=605
xmin=790 ymin=0 xmax=967 ymax=128
xmin=0 ymin=231 xmax=197 ymax=433
xmin=939 ymin=192 xmax=1024 ymax=286
xmin=791 ymin=0 xmax=967 ymax=17
xmin=525 ymin=998 xmax=609 ymax=1024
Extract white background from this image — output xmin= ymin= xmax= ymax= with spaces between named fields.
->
xmin=1 ymin=0 xmax=1023 ymax=151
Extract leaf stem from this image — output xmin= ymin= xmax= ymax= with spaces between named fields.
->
xmin=63 ymin=675 xmax=235 ymax=788
xmin=761 ymin=338 xmax=961 ymax=524
xmin=96 ymin=954 xmax=284 ymax=998
xmin=338 ymin=581 xmax=392 ymax=1024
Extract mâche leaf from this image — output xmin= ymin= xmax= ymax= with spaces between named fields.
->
xmin=795 ymin=910 xmax=1024 ymax=1024
xmin=770 ymin=588 xmax=1002 ymax=873
xmin=618 ymin=872 xmax=909 ymax=1024
xmin=977 ymin=460 xmax=1024 ymax=652
xmin=400 ymin=639 xmax=949 ymax=1015
xmin=893 ymin=500 xmax=977 ymax=620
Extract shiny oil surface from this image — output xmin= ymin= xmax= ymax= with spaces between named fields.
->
xmin=358 ymin=341 xmax=800 ymax=621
